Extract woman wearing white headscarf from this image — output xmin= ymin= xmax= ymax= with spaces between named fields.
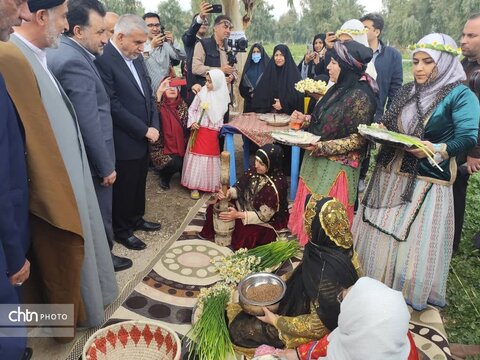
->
xmin=336 ymin=19 xmax=377 ymax=80
xmin=181 ymin=69 xmax=230 ymax=199
xmin=274 ymin=277 xmax=418 ymax=360
xmin=353 ymin=34 xmax=479 ymax=310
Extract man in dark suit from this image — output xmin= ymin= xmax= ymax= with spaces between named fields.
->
xmin=0 ymin=0 xmax=32 ymax=358
xmin=47 ymin=0 xmax=131 ymax=270
xmin=95 ymin=14 xmax=160 ymax=250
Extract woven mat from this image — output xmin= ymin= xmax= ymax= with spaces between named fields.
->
xmin=66 ymin=196 xmax=451 ymax=360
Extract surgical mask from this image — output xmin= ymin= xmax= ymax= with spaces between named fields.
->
xmin=252 ymin=53 xmax=261 ymax=63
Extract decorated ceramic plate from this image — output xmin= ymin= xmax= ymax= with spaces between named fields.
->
xmin=271 ymin=130 xmax=321 ymax=146
xmin=358 ymin=125 xmax=420 ymax=149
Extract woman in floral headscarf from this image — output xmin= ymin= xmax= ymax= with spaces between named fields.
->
xmin=288 ymin=40 xmax=377 ymax=244
xmin=353 ymin=33 xmax=479 ymax=310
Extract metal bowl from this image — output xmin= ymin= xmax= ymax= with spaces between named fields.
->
xmin=237 ymin=272 xmax=286 ymax=316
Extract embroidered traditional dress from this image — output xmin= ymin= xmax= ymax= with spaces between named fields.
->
xmin=181 ymin=69 xmax=229 ymax=192
xmin=228 ymin=195 xmax=361 ymax=353
xmin=353 ymin=34 xmax=479 ymax=310
xmin=289 ymin=41 xmax=376 ymax=245
xmin=199 ymin=144 xmax=289 ymax=249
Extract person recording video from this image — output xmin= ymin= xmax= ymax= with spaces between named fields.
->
xmin=142 ymin=12 xmax=186 ymax=93
xmin=191 ymin=14 xmax=238 ymax=94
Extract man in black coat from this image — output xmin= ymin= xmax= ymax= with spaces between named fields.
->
xmin=96 ymin=14 xmax=160 ymax=251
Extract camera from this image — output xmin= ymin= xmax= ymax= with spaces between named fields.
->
xmin=160 ymin=25 xmax=166 ymax=36
xmin=227 ymin=38 xmax=248 ymax=52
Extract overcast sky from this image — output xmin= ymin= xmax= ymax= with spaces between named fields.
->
xmin=140 ymin=0 xmax=383 ymax=18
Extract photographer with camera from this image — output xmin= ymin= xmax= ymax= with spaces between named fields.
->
xmin=142 ymin=12 xmax=186 ymax=93
xmin=191 ymin=14 xmax=237 ymax=94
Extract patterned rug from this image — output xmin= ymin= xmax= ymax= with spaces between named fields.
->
xmin=67 ymin=196 xmax=452 ymax=360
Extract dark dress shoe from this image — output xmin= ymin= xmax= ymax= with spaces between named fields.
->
xmin=135 ymin=221 xmax=161 ymax=232
xmin=112 ymin=254 xmax=133 ymax=272
xmin=160 ymin=179 xmax=170 ymax=190
xmin=116 ymin=235 xmax=146 ymax=250
xmin=22 ymin=348 xmax=33 ymax=360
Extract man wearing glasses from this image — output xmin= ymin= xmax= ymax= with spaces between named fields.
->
xmin=191 ymin=14 xmax=237 ymax=93
xmin=142 ymin=12 xmax=186 ymax=93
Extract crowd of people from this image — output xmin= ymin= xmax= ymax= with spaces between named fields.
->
xmin=1 ymin=0 xmax=480 ymax=358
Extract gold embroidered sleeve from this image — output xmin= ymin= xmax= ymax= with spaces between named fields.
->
xmin=311 ymin=133 xmax=366 ymax=157
xmin=275 ymin=305 xmax=329 ymax=348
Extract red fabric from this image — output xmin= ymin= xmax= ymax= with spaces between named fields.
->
xmin=160 ymin=93 xmax=186 ymax=156
xmin=288 ymin=173 xmax=353 ymax=246
xmin=296 ymin=335 xmax=329 ymax=360
xmin=190 ymin=127 xmax=220 ymax=155
xmin=199 ymin=203 xmax=278 ymax=250
xmin=407 ymin=331 xmax=420 ymax=360
xmin=295 ymin=332 xmax=419 ymax=360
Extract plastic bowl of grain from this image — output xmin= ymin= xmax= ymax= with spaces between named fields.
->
xmin=237 ymin=272 xmax=287 ymax=316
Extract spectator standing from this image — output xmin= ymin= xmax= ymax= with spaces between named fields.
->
xmin=142 ymin=12 xmax=186 ymax=93
xmin=1 ymin=0 xmax=117 ymax=329
xmin=47 ymin=0 xmax=132 ymax=271
xmin=104 ymin=11 xmax=118 ymax=39
xmin=182 ymin=1 xmax=211 ymax=103
xmin=455 ymin=13 xmax=480 ymax=251
xmin=0 ymin=0 xmax=32 ymax=357
xmin=95 ymin=15 xmax=161 ymax=251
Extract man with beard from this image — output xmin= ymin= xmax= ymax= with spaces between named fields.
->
xmin=0 ymin=0 xmax=117 ymax=332
xmin=453 ymin=13 xmax=480 ymax=252
xmin=0 ymin=0 xmax=33 ymax=358
xmin=47 ymin=0 xmax=132 ymax=272
xmin=95 ymin=15 xmax=161 ymax=251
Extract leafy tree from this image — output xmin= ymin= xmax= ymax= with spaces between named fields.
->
xmin=245 ymin=0 xmax=276 ymax=43
xmin=157 ymin=0 xmax=191 ymax=39
xmin=101 ymin=0 xmax=144 ymax=15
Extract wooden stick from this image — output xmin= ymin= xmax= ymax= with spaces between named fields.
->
xmin=219 ymin=151 xmax=230 ymax=211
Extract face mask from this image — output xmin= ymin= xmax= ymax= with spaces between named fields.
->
xmin=252 ymin=53 xmax=261 ymax=63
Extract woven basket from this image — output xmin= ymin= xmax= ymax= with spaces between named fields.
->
xmin=82 ymin=320 xmax=181 ymax=360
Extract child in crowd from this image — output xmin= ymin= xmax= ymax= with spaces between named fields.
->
xmin=181 ymin=69 xmax=230 ymax=199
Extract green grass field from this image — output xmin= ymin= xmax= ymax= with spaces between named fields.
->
xmin=261 ymin=42 xmax=480 ymax=346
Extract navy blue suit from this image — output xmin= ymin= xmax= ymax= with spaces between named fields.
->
xmin=0 ymin=74 xmax=29 ymax=359
xmin=95 ymin=42 xmax=159 ymax=239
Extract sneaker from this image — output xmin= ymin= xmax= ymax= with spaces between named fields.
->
xmin=191 ymin=190 xmax=200 ymax=200
xmin=358 ymin=179 xmax=366 ymax=193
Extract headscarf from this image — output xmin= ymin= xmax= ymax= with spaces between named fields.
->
xmin=320 ymin=277 xmax=411 ymax=360
xmin=278 ymin=195 xmax=360 ymax=331
xmin=197 ymin=68 xmax=230 ymax=125
xmin=235 ymin=144 xmax=288 ymax=224
xmin=363 ymin=33 xmax=465 ymax=207
xmin=337 ymin=19 xmax=369 ymax=47
xmin=313 ymin=33 xmax=326 ymax=51
xmin=158 ymin=82 xmax=188 ymax=156
xmin=241 ymin=43 xmax=270 ymax=90
xmin=251 ymin=44 xmax=303 ymax=114
xmin=254 ymin=143 xmax=284 ymax=175
xmin=309 ymin=41 xmax=377 ymax=137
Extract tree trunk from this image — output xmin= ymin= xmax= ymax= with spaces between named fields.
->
xmin=221 ymin=0 xmax=254 ymax=114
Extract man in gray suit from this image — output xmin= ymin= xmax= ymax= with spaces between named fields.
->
xmin=47 ymin=0 xmax=131 ymax=271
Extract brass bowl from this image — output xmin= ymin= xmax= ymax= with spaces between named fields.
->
xmin=237 ymin=272 xmax=286 ymax=316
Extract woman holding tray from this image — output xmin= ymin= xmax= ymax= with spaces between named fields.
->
xmin=353 ymin=33 xmax=479 ymax=310
xmin=288 ymin=40 xmax=377 ymax=245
